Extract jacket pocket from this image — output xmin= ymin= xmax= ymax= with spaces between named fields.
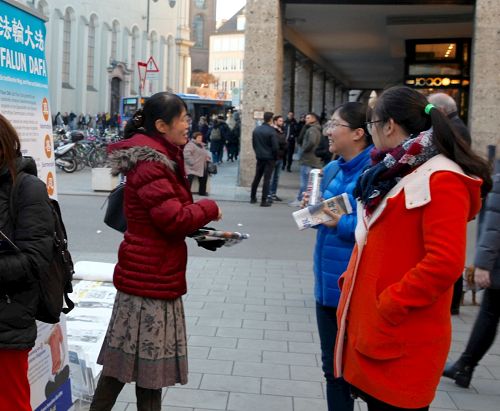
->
xmin=353 ymin=315 xmax=405 ymax=360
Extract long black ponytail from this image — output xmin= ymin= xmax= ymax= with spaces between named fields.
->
xmin=123 ymin=92 xmax=187 ymax=140
xmin=374 ymin=86 xmax=492 ymax=196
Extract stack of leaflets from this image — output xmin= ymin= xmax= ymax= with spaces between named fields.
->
xmin=190 ymin=229 xmax=250 ymax=247
xmin=292 ymin=193 xmax=352 ymax=230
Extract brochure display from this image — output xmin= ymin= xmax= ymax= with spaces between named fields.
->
xmin=66 ymin=281 xmax=117 ymax=403
xmin=0 ymin=1 xmax=69 ymax=409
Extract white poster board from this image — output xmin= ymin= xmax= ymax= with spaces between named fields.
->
xmin=0 ymin=1 xmax=70 ymax=409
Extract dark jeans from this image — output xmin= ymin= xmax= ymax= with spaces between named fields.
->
xmin=250 ymin=159 xmax=275 ymax=202
xmin=316 ymin=303 xmax=354 ymax=411
xmin=188 ymin=171 xmax=208 ymax=195
xmin=451 ymin=276 xmax=463 ymax=313
xmin=270 ymin=159 xmax=283 ymax=196
xmin=282 ymin=139 xmax=295 ymax=171
xmin=458 ymin=288 xmax=500 ymax=367
xmin=90 ymin=375 xmax=162 ymax=411
xmin=351 ymin=386 xmax=429 ymax=411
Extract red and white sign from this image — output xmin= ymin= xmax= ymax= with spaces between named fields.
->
xmin=137 ymin=61 xmax=147 ymax=91
xmin=145 ymin=56 xmax=160 ymax=80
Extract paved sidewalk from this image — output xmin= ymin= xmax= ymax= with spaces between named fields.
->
xmin=63 ymin=161 xmax=499 ymax=411
xmin=81 ymin=256 xmax=498 ymax=411
xmin=55 ymin=158 xmax=301 ymax=203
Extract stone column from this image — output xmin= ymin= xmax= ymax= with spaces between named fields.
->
xmin=294 ymin=60 xmax=311 ymax=118
xmin=75 ymin=16 xmax=89 ymax=114
xmin=158 ymin=38 xmax=166 ymax=92
xmin=49 ymin=10 xmax=64 ymax=112
xmin=335 ymin=84 xmax=343 ymax=106
xmin=100 ymin=23 xmax=112 ymax=112
xmin=312 ymin=69 xmax=324 ymax=116
xmin=282 ymin=45 xmax=296 ymax=115
xmin=325 ymin=77 xmax=335 ymax=117
xmin=240 ymin=0 xmax=283 ymax=186
xmin=469 ymin=0 xmax=500 ymax=154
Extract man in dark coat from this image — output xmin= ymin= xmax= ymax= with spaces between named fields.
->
xmin=443 ymin=160 xmax=500 ymax=388
xmin=283 ymin=111 xmax=298 ymax=172
xmin=269 ymin=115 xmax=287 ymax=202
xmin=428 ymin=93 xmax=471 ymax=146
xmin=250 ymin=112 xmax=278 ymax=207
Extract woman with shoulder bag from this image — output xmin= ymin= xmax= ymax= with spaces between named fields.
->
xmin=334 ymin=86 xmax=492 ymax=410
xmin=89 ymin=92 xmax=222 ymax=411
xmin=0 ymin=114 xmax=54 ymax=411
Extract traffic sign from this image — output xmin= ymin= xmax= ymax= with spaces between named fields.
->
xmin=146 ymin=56 xmax=160 ymax=80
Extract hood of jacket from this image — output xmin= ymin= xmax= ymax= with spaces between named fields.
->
xmin=0 ymin=156 xmax=38 ymax=179
xmin=107 ymin=133 xmax=177 ymax=176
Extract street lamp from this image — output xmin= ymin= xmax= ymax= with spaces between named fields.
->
xmin=147 ymin=0 xmax=177 ymax=35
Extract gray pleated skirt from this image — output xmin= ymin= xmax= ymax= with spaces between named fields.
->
xmin=97 ymin=291 xmax=188 ymax=389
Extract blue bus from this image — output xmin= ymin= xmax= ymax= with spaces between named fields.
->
xmin=120 ymin=94 xmax=232 ymax=129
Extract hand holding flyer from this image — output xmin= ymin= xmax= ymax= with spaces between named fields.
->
xmin=292 ymin=193 xmax=352 ymax=230
xmin=189 ymin=228 xmax=250 ymax=250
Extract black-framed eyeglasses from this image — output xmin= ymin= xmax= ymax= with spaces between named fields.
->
xmin=365 ymin=120 xmax=384 ymax=134
xmin=325 ymin=120 xmax=353 ymax=131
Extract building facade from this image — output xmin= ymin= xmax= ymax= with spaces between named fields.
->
xmin=22 ymin=0 xmax=193 ymax=115
xmin=189 ymin=0 xmax=216 ymax=74
xmin=239 ymin=0 xmax=499 ymax=186
xmin=208 ymin=8 xmax=245 ymax=100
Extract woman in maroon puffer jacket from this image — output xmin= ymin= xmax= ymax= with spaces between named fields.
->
xmin=90 ymin=92 xmax=222 ymax=411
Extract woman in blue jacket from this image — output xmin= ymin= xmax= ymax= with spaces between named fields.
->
xmin=311 ymin=102 xmax=373 ymax=411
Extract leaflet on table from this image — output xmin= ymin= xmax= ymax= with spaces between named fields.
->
xmin=292 ymin=193 xmax=352 ymax=230
xmin=66 ymin=280 xmax=117 ymax=399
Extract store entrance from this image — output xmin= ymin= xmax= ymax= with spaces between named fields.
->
xmin=405 ymin=38 xmax=471 ymax=122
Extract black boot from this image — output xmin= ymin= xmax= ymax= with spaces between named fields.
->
xmin=89 ymin=376 xmax=125 ymax=411
xmin=136 ymin=385 xmax=162 ymax=411
xmin=443 ymin=361 xmax=474 ymax=388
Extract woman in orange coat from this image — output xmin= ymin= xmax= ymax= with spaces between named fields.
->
xmin=334 ymin=86 xmax=492 ymax=410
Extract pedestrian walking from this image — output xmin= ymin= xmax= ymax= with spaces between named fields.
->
xmin=226 ymin=117 xmax=240 ymax=162
xmin=250 ymin=111 xmax=278 ymax=207
xmin=443 ymin=160 xmax=500 ymax=388
xmin=334 ymin=86 xmax=492 ymax=410
xmin=268 ymin=114 xmax=287 ymax=202
xmin=184 ymin=131 xmax=211 ymax=196
xmin=0 ymin=114 xmax=54 ymax=411
xmin=209 ymin=115 xmax=230 ymax=164
xmin=289 ymin=113 xmax=323 ymax=207
xmin=283 ymin=111 xmax=298 ymax=172
xmin=89 ymin=92 xmax=222 ymax=411
xmin=304 ymin=102 xmax=373 ymax=411
xmin=198 ymin=116 xmax=209 ymax=144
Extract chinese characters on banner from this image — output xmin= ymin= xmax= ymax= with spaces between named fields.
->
xmin=0 ymin=1 xmax=71 ymax=410
xmin=0 ymin=0 xmax=56 ymax=199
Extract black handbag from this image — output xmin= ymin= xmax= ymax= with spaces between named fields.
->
xmin=207 ymin=161 xmax=217 ymax=175
xmin=103 ymin=182 xmax=127 ymax=233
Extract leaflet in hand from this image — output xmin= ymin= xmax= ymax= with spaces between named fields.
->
xmin=191 ymin=229 xmax=250 ymax=247
xmin=292 ymin=193 xmax=352 ymax=230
